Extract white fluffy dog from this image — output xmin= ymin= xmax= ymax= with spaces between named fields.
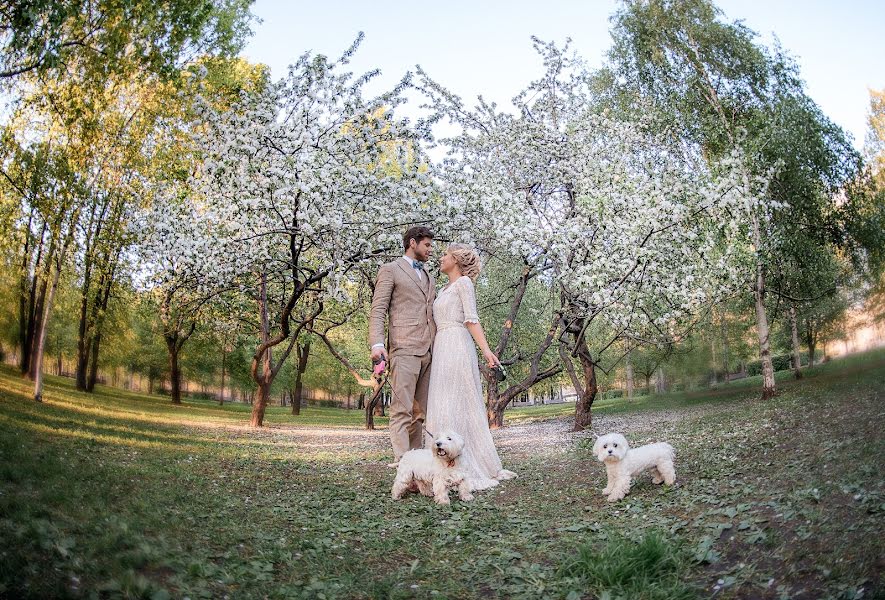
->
xmin=593 ymin=432 xmax=676 ymax=502
xmin=391 ymin=430 xmax=473 ymax=505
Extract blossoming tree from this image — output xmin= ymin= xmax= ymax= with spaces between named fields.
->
xmin=147 ymin=36 xmax=432 ymax=426
xmin=419 ymin=38 xmax=762 ymax=429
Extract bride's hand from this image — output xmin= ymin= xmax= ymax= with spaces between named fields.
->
xmin=483 ymin=349 xmax=499 ymax=368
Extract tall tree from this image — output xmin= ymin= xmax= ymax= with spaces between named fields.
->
xmin=606 ymin=0 xmax=866 ymax=399
xmin=150 ymin=36 xmax=432 ymax=426
xmin=420 ymin=38 xmax=758 ymax=429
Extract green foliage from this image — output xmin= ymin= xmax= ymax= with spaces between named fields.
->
xmin=559 ymin=533 xmax=696 ymax=600
xmin=0 ymin=0 xmax=255 ymax=85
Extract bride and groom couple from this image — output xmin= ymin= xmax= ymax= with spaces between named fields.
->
xmin=369 ymin=226 xmax=516 ymax=491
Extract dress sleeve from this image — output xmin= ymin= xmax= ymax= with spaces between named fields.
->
xmin=456 ymin=277 xmax=480 ymax=324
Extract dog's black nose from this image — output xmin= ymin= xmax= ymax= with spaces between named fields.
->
xmin=436 ymin=441 xmax=442 ymax=447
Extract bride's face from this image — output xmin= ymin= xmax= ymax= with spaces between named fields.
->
xmin=440 ymin=249 xmax=460 ymax=276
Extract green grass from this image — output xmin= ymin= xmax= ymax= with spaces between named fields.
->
xmin=559 ymin=533 xmax=695 ymax=600
xmin=0 ymin=350 xmax=883 ymax=599
xmin=507 ymin=348 xmax=885 ymax=423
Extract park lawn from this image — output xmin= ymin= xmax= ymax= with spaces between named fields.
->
xmin=0 ymin=352 xmax=882 ymax=599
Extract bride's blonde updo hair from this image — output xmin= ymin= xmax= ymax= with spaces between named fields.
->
xmin=447 ymin=243 xmax=481 ymax=281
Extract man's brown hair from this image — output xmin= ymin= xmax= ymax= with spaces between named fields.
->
xmin=403 ymin=226 xmax=434 ymax=251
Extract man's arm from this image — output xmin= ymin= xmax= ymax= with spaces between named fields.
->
xmin=369 ymin=264 xmax=394 ymax=359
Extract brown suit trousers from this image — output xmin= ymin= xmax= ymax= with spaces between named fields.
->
xmin=369 ymin=260 xmax=436 ymax=459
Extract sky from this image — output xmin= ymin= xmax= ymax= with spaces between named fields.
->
xmin=241 ymin=0 xmax=885 ymax=151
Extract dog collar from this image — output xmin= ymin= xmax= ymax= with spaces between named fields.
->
xmin=447 ymin=459 xmax=455 ymax=468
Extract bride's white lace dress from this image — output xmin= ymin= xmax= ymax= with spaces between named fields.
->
xmin=425 ymin=276 xmax=516 ymax=491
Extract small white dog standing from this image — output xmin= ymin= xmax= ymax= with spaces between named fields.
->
xmin=391 ymin=430 xmax=474 ymax=505
xmin=593 ymin=432 xmax=676 ymax=502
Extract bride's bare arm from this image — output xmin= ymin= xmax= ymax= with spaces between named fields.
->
xmin=465 ymin=321 xmax=498 ymax=367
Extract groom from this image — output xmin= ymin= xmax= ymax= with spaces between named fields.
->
xmin=369 ymin=226 xmax=436 ymax=464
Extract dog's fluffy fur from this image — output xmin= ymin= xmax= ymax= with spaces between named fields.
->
xmin=391 ymin=430 xmax=473 ymax=505
xmin=593 ymin=432 xmax=676 ymax=502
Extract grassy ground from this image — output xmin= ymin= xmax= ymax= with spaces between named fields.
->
xmin=0 ymin=351 xmax=883 ymax=599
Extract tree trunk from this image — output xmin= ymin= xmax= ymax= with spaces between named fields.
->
xmin=86 ymin=331 xmax=102 ymax=392
xmin=292 ymin=340 xmax=309 ymax=416
xmin=219 ymin=348 xmax=227 ymax=405
xmin=54 ymin=334 xmax=63 ymax=375
xmin=486 ymin=315 xmax=561 ymax=427
xmin=789 ymin=305 xmax=803 ymax=379
xmin=21 ymin=221 xmax=47 ymax=377
xmin=84 ymin=257 xmax=116 ymax=393
xmin=250 ymin=381 xmax=271 ymax=427
xmin=33 ymin=254 xmax=64 ymax=402
xmin=752 ymin=219 xmax=776 ymax=399
xmin=365 ymin=378 xmax=385 ymax=430
xmin=654 ymin=366 xmax=666 ymax=394
xmin=573 ymin=336 xmax=598 ymax=431
xmin=75 ymin=267 xmax=94 ymax=390
xmin=805 ymin=320 xmax=817 ymax=368
xmin=250 ymin=273 xmax=274 ymax=427
xmin=17 ymin=211 xmax=34 ymax=375
xmin=625 ymin=351 xmax=634 ymax=399
xmin=721 ymin=310 xmax=731 ymax=383
xmin=168 ymin=345 xmax=182 ymax=405
xmin=27 ymin=238 xmax=53 ymax=381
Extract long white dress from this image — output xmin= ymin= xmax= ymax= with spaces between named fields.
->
xmin=425 ymin=276 xmax=516 ymax=491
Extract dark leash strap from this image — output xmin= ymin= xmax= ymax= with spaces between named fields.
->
xmin=374 ymin=359 xmax=435 ymax=441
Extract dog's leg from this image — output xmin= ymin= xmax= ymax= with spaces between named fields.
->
xmin=607 ymin=477 xmax=631 ymax=502
xmin=416 ymin=481 xmax=434 ymax=497
xmin=602 ymin=477 xmax=613 ymax=495
xmin=658 ymin=460 xmax=676 ymax=485
xmin=432 ymin=476 xmax=451 ymax=505
xmin=602 ymin=464 xmax=618 ymax=495
xmin=650 ymin=467 xmax=663 ymax=485
xmin=457 ymin=476 xmax=474 ymax=502
xmin=391 ymin=475 xmax=410 ymax=500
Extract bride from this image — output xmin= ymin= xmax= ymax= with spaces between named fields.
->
xmin=425 ymin=243 xmax=516 ymax=491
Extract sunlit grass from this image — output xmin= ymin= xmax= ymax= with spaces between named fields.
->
xmin=506 ymin=347 xmax=885 ymax=424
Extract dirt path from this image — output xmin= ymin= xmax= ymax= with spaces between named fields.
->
xmin=200 ymin=401 xmax=732 ymax=460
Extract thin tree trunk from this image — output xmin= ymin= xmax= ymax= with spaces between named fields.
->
xmin=805 ymin=319 xmax=817 ymax=367
xmin=752 ymin=217 xmax=776 ymax=399
xmin=18 ymin=212 xmax=34 ymax=375
xmin=721 ymin=310 xmax=730 ymax=382
xmin=86 ymin=331 xmax=102 ymax=391
xmin=625 ymin=351 xmax=634 ymax=399
xmin=789 ymin=305 xmax=803 ymax=379
xmin=28 ymin=234 xmax=55 ymax=381
xmin=33 ymin=254 xmax=64 ymax=402
xmin=168 ymin=344 xmax=182 ymax=405
xmin=21 ymin=221 xmax=47 ymax=376
xmin=292 ymin=340 xmax=309 ymax=416
xmin=219 ymin=347 xmax=227 ymax=405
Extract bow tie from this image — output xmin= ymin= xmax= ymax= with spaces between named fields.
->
xmin=412 ymin=260 xmax=424 ymax=270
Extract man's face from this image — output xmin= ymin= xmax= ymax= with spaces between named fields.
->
xmin=412 ymin=237 xmax=434 ymax=262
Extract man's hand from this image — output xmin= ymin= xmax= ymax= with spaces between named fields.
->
xmin=371 ymin=346 xmax=387 ymax=363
